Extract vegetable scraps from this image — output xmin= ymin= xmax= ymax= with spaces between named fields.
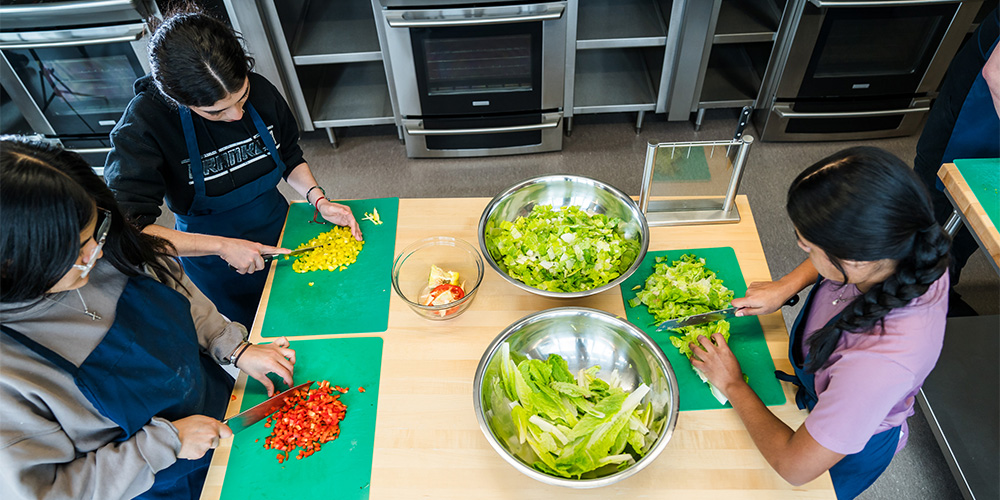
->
xmin=628 ymin=254 xmax=734 ymax=404
xmin=362 ymin=207 xmax=383 ymax=225
xmin=290 ymin=227 xmax=364 ymax=273
xmin=420 ymin=265 xmax=465 ymax=317
xmin=483 ymin=205 xmax=640 ymax=293
xmin=494 ymin=342 xmax=657 ymax=478
xmin=263 ymin=380 xmax=347 ymax=463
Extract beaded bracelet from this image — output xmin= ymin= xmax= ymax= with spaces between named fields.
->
xmin=232 ymin=341 xmax=252 ymax=369
xmin=305 ymin=185 xmax=327 ymax=208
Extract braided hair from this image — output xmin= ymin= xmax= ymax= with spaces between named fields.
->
xmin=787 ymin=147 xmax=951 ymax=372
xmin=146 ymin=5 xmax=254 ymax=107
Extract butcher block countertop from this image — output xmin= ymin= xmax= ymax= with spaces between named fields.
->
xmin=201 ymin=195 xmax=835 ymax=499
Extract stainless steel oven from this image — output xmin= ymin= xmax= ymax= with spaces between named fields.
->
xmin=0 ymin=0 xmax=157 ymax=170
xmin=379 ymin=0 xmax=567 ymax=157
xmin=757 ymin=0 xmax=983 ymax=141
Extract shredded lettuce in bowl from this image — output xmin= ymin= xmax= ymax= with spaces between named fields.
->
xmin=483 ymin=205 xmax=641 ymax=293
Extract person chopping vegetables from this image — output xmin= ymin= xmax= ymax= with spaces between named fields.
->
xmin=0 ymin=137 xmax=297 ymax=500
xmin=689 ymin=147 xmax=950 ymax=500
xmin=104 ymin=8 xmax=362 ymax=328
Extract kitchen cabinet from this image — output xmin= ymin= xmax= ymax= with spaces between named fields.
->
xmin=567 ymin=0 xmax=672 ymax=133
xmin=668 ymin=0 xmax=784 ymax=128
xmin=256 ymin=0 xmax=395 ymax=147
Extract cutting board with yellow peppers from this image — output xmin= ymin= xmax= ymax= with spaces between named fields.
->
xmin=259 ymin=198 xmax=398 ymax=337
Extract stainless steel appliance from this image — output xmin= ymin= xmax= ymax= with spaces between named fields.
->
xmin=756 ymin=0 xmax=983 ymax=141
xmin=379 ymin=0 xmax=567 ymax=158
xmin=0 ymin=0 xmax=158 ymax=170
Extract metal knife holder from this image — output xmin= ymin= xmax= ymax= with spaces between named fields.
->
xmin=638 ymin=135 xmax=754 ymax=226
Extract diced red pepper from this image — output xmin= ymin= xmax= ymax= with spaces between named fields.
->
xmin=358 ymin=386 xmax=365 ymax=393
xmin=262 ymin=380 xmax=348 ymax=463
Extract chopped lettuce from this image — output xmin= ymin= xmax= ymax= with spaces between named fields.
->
xmin=629 ymin=254 xmax=736 ymax=404
xmin=494 ymin=342 xmax=655 ymax=478
xmin=483 ymin=205 xmax=641 ymax=293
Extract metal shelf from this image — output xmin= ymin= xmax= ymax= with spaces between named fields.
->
xmin=698 ymin=42 xmax=769 ymax=108
xmin=289 ymin=0 xmax=382 ymax=65
xmin=713 ymin=0 xmax=782 ymax=44
xmin=576 ymin=0 xmax=669 ymax=49
xmin=298 ymin=62 xmax=394 ymax=128
xmin=573 ymin=48 xmax=658 ymax=114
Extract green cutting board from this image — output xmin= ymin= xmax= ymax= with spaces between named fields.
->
xmin=260 ymin=198 xmax=398 ymax=337
xmin=220 ymin=336 xmax=383 ymax=500
xmin=620 ymin=247 xmax=785 ymax=411
xmin=954 ymin=158 xmax=1000 ymax=228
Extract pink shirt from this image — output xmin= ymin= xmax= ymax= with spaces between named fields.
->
xmin=801 ymin=273 xmax=949 ymax=455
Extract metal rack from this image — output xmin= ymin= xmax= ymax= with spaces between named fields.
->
xmin=259 ymin=0 xmax=395 ymax=147
xmin=567 ymin=0 xmax=673 ymax=134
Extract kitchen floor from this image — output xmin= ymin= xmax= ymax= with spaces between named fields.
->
xmin=287 ymin=109 xmax=998 ymax=500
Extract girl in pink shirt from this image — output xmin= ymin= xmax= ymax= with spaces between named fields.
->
xmin=690 ymin=147 xmax=951 ymax=499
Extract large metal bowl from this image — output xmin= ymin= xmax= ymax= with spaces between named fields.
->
xmin=478 ymin=174 xmax=649 ymax=298
xmin=473 ymin=307 xmax=679 ymax=488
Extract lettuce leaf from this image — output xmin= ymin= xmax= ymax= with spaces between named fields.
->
xmin=494 ymin=343 xmax=654 ymax=478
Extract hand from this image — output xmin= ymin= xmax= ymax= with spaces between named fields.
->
xmin=172 ymin=415 xmax=232 ymax=459
xmin=236 ymin=336 xmax=296 ymax=396
xmin=731 ymin=280 xmax=796 ymax=317
xmin=316 ymin=199 xmax=363 ymax=241
xmin=689 ymin=332 xmax=745 ymax=400
xmin=219 ymin=238 xmax=290 ymax=274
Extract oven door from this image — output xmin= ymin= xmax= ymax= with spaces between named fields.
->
xmin=402 ymin=111 xmax=562 ymax=158
xmin=383 ymin=2 xmax=566 ymax=117
xmin=776 ymin=0 xmax=973 ymax=100
xmin=0 ymin=23 xmax=149 ymax=139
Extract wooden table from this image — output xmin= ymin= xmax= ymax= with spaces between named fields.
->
xmin=937 ymin=162 xmax=1000 ymax=272
xmin=201 ymin=195 xmax=835 ymax=499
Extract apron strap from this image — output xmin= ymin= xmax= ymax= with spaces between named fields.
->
xmin=246 ymin=102 xmax=285 ymax=170
xmin=1 ymin=322 xmax=78 ymax=374
xmin=178 ymin=106 xmax=208 ymax=199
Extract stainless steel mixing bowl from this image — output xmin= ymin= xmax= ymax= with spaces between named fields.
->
xmin=473 ymin=307 xmax=679 ymax=488
xmin=478 ymin=174 xmax=650 ymax=298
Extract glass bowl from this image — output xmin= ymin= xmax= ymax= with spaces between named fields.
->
xmin=391 ymin=236 xmax=485 ymax=320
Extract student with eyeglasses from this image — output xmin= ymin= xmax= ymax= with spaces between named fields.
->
xmin=0 ymin=137 xmax=297 ymax=500
xmin=104 ymin=7 xmax=362 ymax=329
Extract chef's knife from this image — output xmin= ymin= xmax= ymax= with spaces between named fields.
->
xmin=655 ymin=294 xmax=799 ymax=332
xmin=733 ymin=105 xmax=753 ymax=141
xmin=229 ymin=245 xmax=323 ymax=270
xmin=224 ymin=381 xmax=312 ymax=434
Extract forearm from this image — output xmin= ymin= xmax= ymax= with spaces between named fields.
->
xmin=726 ymin=381 xmax=840 ymax=485
xmin=1 ymin=418 xmax=179 ymax=500
xmin=284 ymin=163 xmax=322 ymax=204
xmin=143 ymin=224 xmax=226 ymax=258
xmin=778 ymin=260 xmax=819 ymax=295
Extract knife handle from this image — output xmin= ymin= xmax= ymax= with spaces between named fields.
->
xmin=229 ymin=254 xmax=278 ymax=271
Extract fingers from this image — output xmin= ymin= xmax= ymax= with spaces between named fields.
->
xmin=218 ymin=422 xmax=233 ymax=439
xmin=262 ymin=245 xmax=292 ymax=255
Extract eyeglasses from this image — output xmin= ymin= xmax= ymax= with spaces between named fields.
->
xmin=72 ymin=208 xmax=112 ymax=278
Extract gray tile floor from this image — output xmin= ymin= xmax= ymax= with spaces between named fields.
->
xmin=292 ymin=109 xmax=998 ymax=500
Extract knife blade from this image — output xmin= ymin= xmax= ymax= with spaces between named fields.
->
xmin=654 ymin=294 xmax=799 ymax=332
xmin=262 ymin=244 xmax=323 ymax=263
xmin=224 ymin=381 xmax=312 ymax=434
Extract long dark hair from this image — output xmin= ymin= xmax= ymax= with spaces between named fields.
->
xmin=0 ymin=137 xmax=182 ymax=302
xmin=147 ymin=6 xmax=254 ymax=107
xmin=787 ymin=147 xmax=951 ymax=372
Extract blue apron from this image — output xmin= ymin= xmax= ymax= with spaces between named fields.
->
xmin=174 ymin=103 xmax=288 ymax=328
xmin=1 ymin=275 xmax=233 ymax=499
xmin=775 ymin=279 xmax=901 ymax=500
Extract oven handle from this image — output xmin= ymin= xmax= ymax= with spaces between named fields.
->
xmin=0 ymin=24 xmax=145 ymax=49
xmin=807 ymin=0 xmax=960 ymax=8
xmin=773 ymin=105 xmax=930 ymax=118
xmin=405 ymin=118 xmax=561 ymax=136
xmin=385 ymin=5 xmax=565 ymax=28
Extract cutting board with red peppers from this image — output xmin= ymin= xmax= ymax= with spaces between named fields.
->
xmin=259 ymin=198 xmax=398 ymax=337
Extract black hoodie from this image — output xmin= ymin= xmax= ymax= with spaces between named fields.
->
xmin=104 ymin=73 xmax=305 ymax=227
